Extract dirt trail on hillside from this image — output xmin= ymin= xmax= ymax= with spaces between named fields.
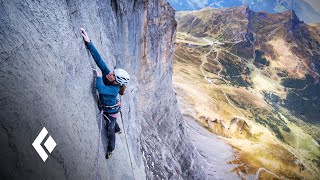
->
xmin=199 ymin=42 xmax=245 ymax=118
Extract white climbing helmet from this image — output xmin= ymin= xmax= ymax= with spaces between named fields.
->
xmin=114 ymin=68 xmax=130 ymax=85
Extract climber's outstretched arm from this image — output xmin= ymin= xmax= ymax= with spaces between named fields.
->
xmin=81 ymin=28 xmax=110 ymax=74
xmin=86 ymin=41 xmax=110 ymax=74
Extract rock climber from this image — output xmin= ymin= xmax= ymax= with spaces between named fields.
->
xmin=81 ymin=28 xmax=130 ymax=159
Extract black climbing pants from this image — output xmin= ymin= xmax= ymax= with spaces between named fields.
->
xmin=103 ymin=113 xmax=120 ymax=152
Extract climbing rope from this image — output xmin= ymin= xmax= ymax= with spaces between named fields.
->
xmin=119 ymin=96 xmax=135 ymax=180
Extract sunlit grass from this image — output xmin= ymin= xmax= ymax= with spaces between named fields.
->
xmin=173 ymin=32 xmax=319 ymax=178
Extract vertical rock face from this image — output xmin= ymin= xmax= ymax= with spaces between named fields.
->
xmin=0 ymin=0 xmax=206 ymax=179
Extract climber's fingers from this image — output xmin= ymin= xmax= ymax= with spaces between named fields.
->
xmin=92 ymin=69 xmax=97 ymax=77
xmin=80 ymin=28 xmax=86 ymax=35
xmin=92 ymin=69 xmax=100 ymax=77
xmin=80 ymin=28 xmax=90 ymax=42
xmin=81 ymin=32 xmax=88 ymax=39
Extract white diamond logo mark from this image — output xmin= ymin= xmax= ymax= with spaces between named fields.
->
xmin=44 ymin=136 xmax=56 ymax=153
xmin=32 ymin=127 xmax=57 ymax=162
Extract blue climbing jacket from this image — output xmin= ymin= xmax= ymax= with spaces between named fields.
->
xmin=86 ymin=41 xmax=120 ymax=114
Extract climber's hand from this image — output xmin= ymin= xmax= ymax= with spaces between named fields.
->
xmin=81 ymin=28 xmax=90 ymax=43
xmin=93 ymin=69 xmax=100 ymax=77
xmin=116 ymin=100 xmax=121 ymax=107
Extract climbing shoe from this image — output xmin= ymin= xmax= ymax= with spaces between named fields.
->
xmin=106 ymin=151 xmax=112 ymax=159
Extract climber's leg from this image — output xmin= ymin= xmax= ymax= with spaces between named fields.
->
xmin=115 ymin=121 xmax=121 ymax=134
xmin=104 ymin=113 xmax=116 ymax=154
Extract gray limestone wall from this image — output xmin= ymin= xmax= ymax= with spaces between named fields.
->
xmin=0 ymin=0 xmax=206 ymax=179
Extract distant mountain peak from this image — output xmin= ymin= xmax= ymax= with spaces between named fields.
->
xmin=168 ymin=0 xmax=320 ymax=23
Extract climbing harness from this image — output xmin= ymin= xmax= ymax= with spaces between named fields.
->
xmin=100 ymin=104 xmax=119 ymax=111
xmin=102 ymin=113 xmax=111 ymax=123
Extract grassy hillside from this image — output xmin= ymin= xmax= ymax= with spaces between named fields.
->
xmin=173 ymin=6 xmax=320 ymax=179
